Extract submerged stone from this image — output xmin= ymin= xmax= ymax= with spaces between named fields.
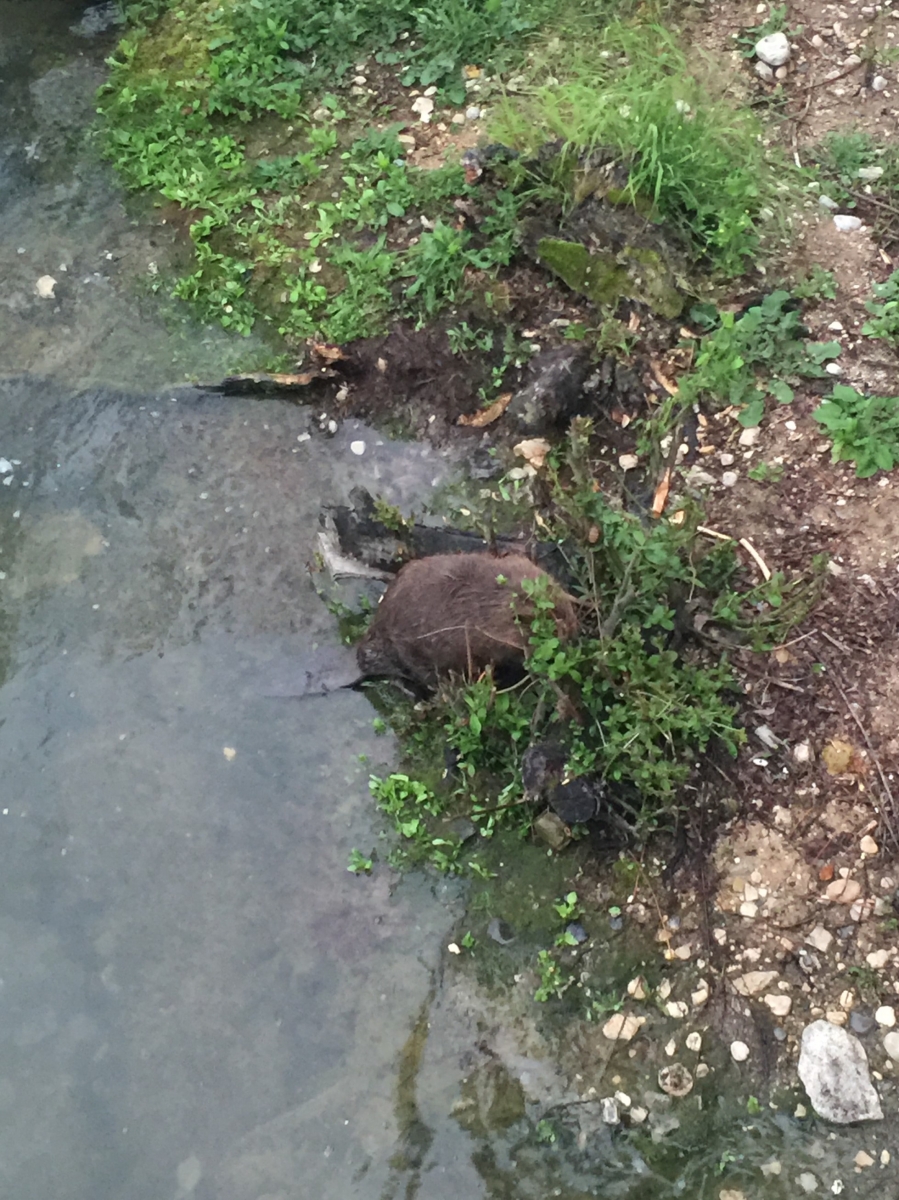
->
xmin=798 ymin=1020 xmax=883 ymax=1123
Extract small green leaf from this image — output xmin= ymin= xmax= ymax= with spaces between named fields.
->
xmin=739 ymin=398 xmax=766 ymax=427
xmin=769 ymin=380 xmax=793 ymax=404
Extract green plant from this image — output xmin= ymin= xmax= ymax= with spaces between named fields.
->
xmin=813 ymin=385 xmax=899 ymax=477
xmin=747 ymin=461 xmax=784 ymax=484
xmin=534 ymin=948 xmax=574 ymax=1001
xmin=791 ymin=265 xmax=837 ymax=302
xmin=862 ymin=271 xmax=899 ymax=345
xmin=493 ymin=20 xmax=787 ymax=273
xmin=347 ymin=848 xmax=374 ymax=873
xmin=553 ymin=891 xmax=581 ymax=922
xmin=535 ymin=1118 xmax=557 ymax=1144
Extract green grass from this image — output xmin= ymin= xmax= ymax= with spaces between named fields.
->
xmin=491 ymin=20 xmax=788 ymax=274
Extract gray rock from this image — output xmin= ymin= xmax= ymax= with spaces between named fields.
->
xmin=505 ymin=348 xmax=591 ymax=435
xmin=755 ymin=32 xmax=791 ymax=67
xmin=755 ymin=61 xmax=774 ymax=81
xmin=850 ymin=1010 xmax=876 ymax=1036
xmin=798 ymin=1020 xmax=883 ymax=1123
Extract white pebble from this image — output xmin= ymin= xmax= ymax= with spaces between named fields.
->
xmin=350 ymin=440 xmax=366 ymax=456
xmin=721 ymin=471 xmax=739 ymax=488
xmin=875 ymin=1006 xmax=896 ymax=1027
xmin=872 ymin=75 xmax=888 ymax=91
xmin=833 ymin=214 xmax=862 ymax=232
xmin=755 ymin=32 xmax=791 ymax=66
xmin=730 ymin=1040 xmax=750 ymax=1062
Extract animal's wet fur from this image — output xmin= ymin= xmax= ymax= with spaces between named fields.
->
xmin=356 ymin=552 xmax=578 ymax=690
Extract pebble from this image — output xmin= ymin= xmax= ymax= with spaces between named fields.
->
xmin=797 ymin=1174 xmax=818 ymax=1193
xmin=692 ymin=984 xmax=709 ymax=1007
xmin=883 ymin=1030 xmax=899 ymax=1060
xmin=811 ymin=34 xmax=825 ymax=48
xmin=872 ymin=75 xmax=888 ymax=91
xmin=721 ymin=471 xmax=739 ymax=488
xmin=833 ymin=214 xmax=863 ymax=232
xmin=685 ymin=1031 xmax=702 ymax=1052
xmin=730 ymin=1041 xmax=750 ymax=1062
xmin=618 ymin=453 xmax=639 ymax=471
xmin=734 ymin=970 xmax=779 ymax=997
xmin=806 ymin=926 xmax=834 ymax=953
xmin=826 ymin=1010 xmax=848 ymax=1026
xmin=627 ymin=976 xmax=647 ymax=1000
xmin=774 ymin=65 xmax=789 ymax=80
xmin=411 ymin=96 xmax=434 ymax=122
xmin=658 ymin=1063 xmax=694 ymax=1097
xmin=858 ymin=166 xmax=884 ymax=182
xmin=739 ymin=901 xmax=759 ymax=918
xmin=350 ymin=440 xmax=366 ymax=456
xmin=755 ymin=31 xmax=791 ymax=66
xmin=825 ymin=363 xmax=843 ymax=376
xmin=850 ymin=1011 xmax=876 ymax=1035
xmin=738 ymin=426 xmax=760 ymax=447
xmin=760 ymin=1160 xmax=782 ymax=1177
xmin=614 ymin=1090 xmax=631 ymax=1107
xmin=602 ymin=1013 xmax=645 ymax=1042
xmin=629 ymin=1106 xmax=648 ymax=1123
xmin=854 ymin=1151 xmax=874 ymax=1168
xmin=818 ymin=194 xmax=839 ymax=210
xmin=35 ymin=274 xmax=56 ymax=298
xmin=875 ymin=1006 xmax=896 ymax=1027
xmin=860 ymin=835 xmax=878 ymax=856
xmin=866 ymin=949 xmax=890 ymax=969
xmin=826 ymin=878 xmax=861 ymax=904
xmin=720 ymin=452 xmax=735 ymax=466
xmin=794 ymin=742 xmax=812 ymax=764
xmin=600 ymin=1097 xmax=619 ymax=1124
xmin=765 ymin=994 xmax=792 ymax=1017
xmin=464 ymin=105 xmax=482 ymax=121
xmin=755 ymin=60 xmax=774 ymax=81
xmin=828 ymin=320 xmax=844 ymax=332
xmin=666 ymin=1001 xmax=689 ymax=1019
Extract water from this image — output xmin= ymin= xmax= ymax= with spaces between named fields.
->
xmin=2 ymin=4 xmax=898 ymax=1198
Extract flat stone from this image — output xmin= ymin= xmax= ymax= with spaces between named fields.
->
xmin=738 ymin=426 xmax=760 ymax=447
xmin=855 ymin=1150 xmax=875 ymax=1168
xmin=806 ymin=926 xmax=833 ymax=953
xmin=739 ymin=901 xmax=759 ymax=919
xmin=798 ymin=1020 xmax=883 ymax=1123
xmin=602 ymin=1012 xmax=645 ymax=1042
xmin=850 ymin=1011 xmax=876 ymax=1035
xmin=883 ymin=1031 xmax=899 ymax=1061
xmin=755 ymin=60 xmax=774 ymax=81
xmin=600 ymin=1096 xmax=619 ymax=1124
xmin=826 ymin=878 xmax=861 ymax=904
xmin=866 ymin=949 xmax=890 ymax=969
xmin=765 ymin=994 xmax=792 ymax=1017
xmin=666 ymin=1001 xmax=688 ymax=1019
xmin=733 ymin=970 xmax=779 ymax=997
xmin=833 ymin=214 xmax=863 ymax=232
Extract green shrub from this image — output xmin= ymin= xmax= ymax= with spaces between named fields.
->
xmin=814 ymin=385 xmax=899 ymax=477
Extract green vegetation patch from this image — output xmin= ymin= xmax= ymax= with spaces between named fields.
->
xmin=814 ymin=385 xmax=899 ymax=477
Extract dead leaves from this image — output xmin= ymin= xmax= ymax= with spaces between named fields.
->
xmin=457 ymin=392 xmax=512 ymax=427
xmin=513 ymin=437 xmax=551 ymax=469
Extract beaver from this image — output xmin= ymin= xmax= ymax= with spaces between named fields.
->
xmin=355 ymin=552 xmax=578 ymax=690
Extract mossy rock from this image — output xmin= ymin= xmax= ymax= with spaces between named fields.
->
xmin=537 ymin=237 xmax=683 ymax=320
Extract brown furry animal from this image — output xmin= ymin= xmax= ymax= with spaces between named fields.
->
xmin=356 ymin=552 xmax=578 ymax=689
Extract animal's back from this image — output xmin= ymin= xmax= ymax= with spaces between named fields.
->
xmin=356 ymin=552 xmax=577 ymax=687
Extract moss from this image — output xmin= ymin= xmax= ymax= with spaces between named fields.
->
xmin=537 ymin=237 xmax=683 ymax=318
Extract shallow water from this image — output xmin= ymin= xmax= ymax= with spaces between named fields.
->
xmin=1 ymin=4 xmax=898 ymax=1198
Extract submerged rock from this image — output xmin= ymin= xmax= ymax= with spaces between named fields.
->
xmin=797 ymin=1020 xmax=883 ymax=1123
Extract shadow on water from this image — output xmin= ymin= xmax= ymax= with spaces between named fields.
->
xmin=1 ymin=4 xmax=897 ymax=1199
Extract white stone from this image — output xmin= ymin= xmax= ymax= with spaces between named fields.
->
xmin=883 ymin=1031 xmax=899 ymax=1061
xmin=739 ymin=901 xmax=758 ymax=918
xmin=855 ymin=1150 xmax=875 ymax=1168
xmin=618 ymin=454 xmax=639 ymax=471
xmin=738 ymin=426 xmax=760 ymax=447
xmin=806 ymin=926 xmax=834 ymax=953
xmin=719 ymin=452 xmax=735 ymax=466
xmin=733 ymin=970 xmax=779 ymax=997
xmin=866 ymin=949 xmax=890 ymax=969
xmin=755 ymin=60 xmax=774 ymax=81
xmin=860 ymin=835 xmax=879 ymax=856
xmin=35 ymin=274 xmax=56 ymax=298
xmin=875 ymin=1006 xmax=896 ymax=1028
xmin=686 ymin=1031 xmax=702 ymax=1052
xmin=826 ymin=878 xmax=861 ymax=904
xmin=872 ymin=75 xmax=888 ymax=91
xmin=833 ymin=214 xmax=863 ymax=232
xmin=349 ymin=440 xmax=366 ymax=456
xmin=602 ymin=1012 xmax=645 ymax=1042
xmin=761 ymin=1159 xmax=782 ymax=1177
xmin=828 ymin=321 xmax=844 ymax=332
xmin=666 ymin=1001 xmax=689 ymax=1019
xmin=825 ymin=362 xmax=843 ymax=376
xmin=730 ymin=1041 xmax=750 ymax=1062
xmin=721 ymin=471 xmax=739 ymax=488
xmin=798 ymin=1021 xmax=883 ymax=1123
xmin=797 ymin=1174 xmax=818 ymax=1193
xmin=600 ymin=1096 xmax=619 ymax=1124
xmin=626 ymin=976 xmax=646 ymax=1000
xmin=858 ymin=167 xmax=884 ymax=182
xmin=793 ymin=742 xmax=812 ymax=764
xmin=465 ymin=105 xmax=482 ymax=121
xmin=411 ymin=96 xmax=434 ymax=123
xmin=765 ymin=994 xmax=792 ymax=1017
xmin=819 ymin=194 xmax=839 ymax=210
xmin=755 ymin=32 xmax=791 ymax=66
